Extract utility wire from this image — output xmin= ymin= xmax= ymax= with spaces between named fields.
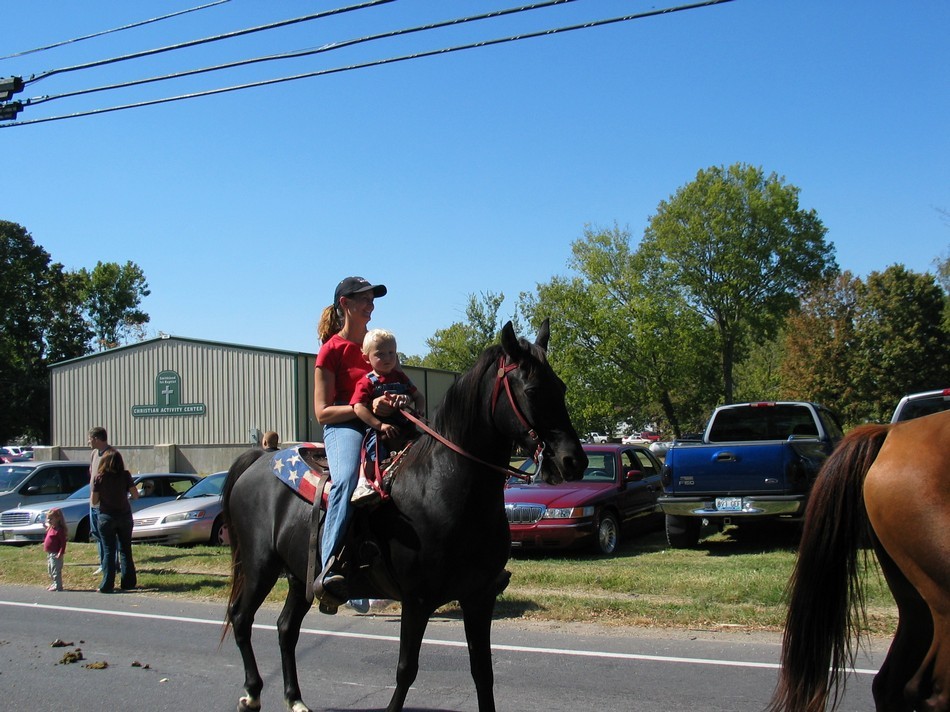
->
xmin=25 ymin=0 xmax=582 ymax=107
xmin=0 ymin=1 xmax=232 ymax=61
xmin=24 ymin=0 xmax=396 ymax=85
xmin=1 ymin=0 xmax=736 ymax=129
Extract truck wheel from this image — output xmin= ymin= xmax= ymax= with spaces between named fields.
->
xmin=594 ymin=512 xmax=620 ymax=555
xmin=665 ymin=514 xmax=701 ymax=548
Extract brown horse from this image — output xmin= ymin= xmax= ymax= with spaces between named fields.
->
xmin=768 ymin=409 xmax=950 ymax=712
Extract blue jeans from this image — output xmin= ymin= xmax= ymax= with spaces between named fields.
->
xmin=320 ymin=423 xmax=365 ymax=570
xmin=90 ymin=505 xmax=106 ymax=566
xmin=98 ymin=510 xmax=136 ymax=591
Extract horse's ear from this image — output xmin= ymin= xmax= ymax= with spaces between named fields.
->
xmin=501 ymin=321 xmax=520 ymax=360
xmin=535 ymin=319 xmax=550 ymax=351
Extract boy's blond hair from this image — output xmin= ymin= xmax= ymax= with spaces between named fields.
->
xmin=362 ymin=328 xmax=397 ymax=355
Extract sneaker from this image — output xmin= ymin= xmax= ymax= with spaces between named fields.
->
xmin=351 ymin=481 xmax=380 ymax=507
xmin=93 ymin=567 xmax=103 ymax=575
xmin=47 ymin=583 xmax=57 ymax=591
xmin=347 ymin=598 xmax=370 ymax=614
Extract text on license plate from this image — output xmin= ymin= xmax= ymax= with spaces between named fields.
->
xmin=715 ymin=497 xmax=743 ymax=512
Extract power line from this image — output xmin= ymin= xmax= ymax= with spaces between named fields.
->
xmin=0 ymin=1 xmax=232 ymax=61
xmin=1 ymin=0 xmax=736 ymax=129
xmin=25 ymin=0 xmax=582 ymax=108
xmin=24 ymin=0 xmax=396 ymax=85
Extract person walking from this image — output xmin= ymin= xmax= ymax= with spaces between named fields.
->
xmin=87 ymin=426 xmax=115 ymax=575
xmin=91 ymin=449 xmax=139 ymax=592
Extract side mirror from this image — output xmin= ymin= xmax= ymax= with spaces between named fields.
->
xmin=624 ymin=469 xmax=644 ymax=482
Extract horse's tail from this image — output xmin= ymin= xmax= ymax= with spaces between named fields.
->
xmin=221 ymin=448 xmax=265 ymax=639
xmin=767 ymin=423 xmax=890 ymax=712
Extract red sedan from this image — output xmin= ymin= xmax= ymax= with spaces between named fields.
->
xmin=505 ymin=443 xmax=663 ymax=555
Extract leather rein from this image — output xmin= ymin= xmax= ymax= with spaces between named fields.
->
xmin=401 ymin=357 xmax=543 ymax=482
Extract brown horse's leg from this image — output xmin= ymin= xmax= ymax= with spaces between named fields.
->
xmin=277 ymin=575 xmax=315 ymax=712
xmin=460 ymin=593 xmax=497 ymax=712
xmin=387 ymin=598 xmax=432 ymax=712
xmin=871 ymin=540 xmax=932 ymax=712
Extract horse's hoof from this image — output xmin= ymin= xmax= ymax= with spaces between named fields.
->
xmin=290 ymin=702 xmax=311 ymax=712
xmin=237 ymin=695 xmax=261 ymax=712
xmin=318 ymin=600 xmax=339 ymax=615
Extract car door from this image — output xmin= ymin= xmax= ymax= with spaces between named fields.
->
xmin=619 ymin=448 xmax=662 ymax=521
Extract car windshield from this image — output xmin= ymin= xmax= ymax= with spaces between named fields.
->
xmin=582 ymin=454 xmax=616 ymax=482
xmin=0 ymin=465 xmax=33 ymax=491
xmin=182 ymin=473 xmax=225 ymax=498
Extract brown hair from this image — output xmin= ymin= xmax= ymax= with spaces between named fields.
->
xmin=98 ymin=449 xmax=127 ymax=477
xmin=46 ymin=507 xmax=65 ymax=530
xmin=317 ymin=304 xmax=344 ymax=343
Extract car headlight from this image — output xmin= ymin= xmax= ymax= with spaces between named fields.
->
xmin=542 ymin=506 xmax=594 ymax=519
xmin=163 ymin=509 xmax=206 ymax=523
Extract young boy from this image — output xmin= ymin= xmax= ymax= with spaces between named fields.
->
xmin=349 ymin=329 xmax=426 ymax=505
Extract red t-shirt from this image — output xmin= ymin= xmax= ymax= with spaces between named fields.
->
xmin=315 ymin=333 xmax=371 ymax=404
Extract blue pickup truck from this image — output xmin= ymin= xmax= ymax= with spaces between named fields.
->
xmin=657 ymin=401 xmax=844 ymax=548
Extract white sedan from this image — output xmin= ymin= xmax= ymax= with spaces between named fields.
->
xmin=131 ymin=472 xmax=228 ymax=546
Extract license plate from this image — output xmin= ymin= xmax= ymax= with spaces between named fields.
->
xmin=715 ymin=497 xmax=743 ymax=512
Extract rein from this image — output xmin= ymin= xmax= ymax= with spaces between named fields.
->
xmin=400 ymin=357 xmax=545 ymax=482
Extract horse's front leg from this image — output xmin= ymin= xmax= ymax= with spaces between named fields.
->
xmin=387 ymin=598 xmax=432 ymax=712
xmin=277 ymin=575 xmax=315 ymax=712
xmin=460 ymin=593 xmax=498 ymax=712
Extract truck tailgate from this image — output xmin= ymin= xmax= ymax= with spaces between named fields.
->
xmin=668 ymin=442 xmax=790 ymax=495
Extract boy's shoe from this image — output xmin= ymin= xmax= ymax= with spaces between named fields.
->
xmin=47 ymin=583 xmax=57 ymax=591
xmin=350 ymin=481 xmax=380 ymax=507
xmin=347 ymin=598 xmax=370 ymax=614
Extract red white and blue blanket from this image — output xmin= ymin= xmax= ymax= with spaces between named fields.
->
xmin=271 ymin=443 xmax=330 ymax=507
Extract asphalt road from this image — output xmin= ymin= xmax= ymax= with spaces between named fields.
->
xmin=0 ymin=584 xmax=885 ymax=711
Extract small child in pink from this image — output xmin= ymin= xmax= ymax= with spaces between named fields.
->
xmin=43 ymin=507 xmax=67 ymax=591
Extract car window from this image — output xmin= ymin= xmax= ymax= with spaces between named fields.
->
xmin=583 ymin=454 xmax=615 ymax=482
xmin=64 ymin=467 xmax=89 ymax=492
xmin=628 ymin=450 xmax=658 ymax=476
xmin=895 ymin=395 xmax=950 ymax=422
xmin=66 ymin=484 xmax=92 ymax=500
xmin=24 ymin=467 xmax=63 ymax=496
xmin=168 ymin=476 xmax=197 ymax=494
xmin=0 ymin=465 xmax=33 ymax=491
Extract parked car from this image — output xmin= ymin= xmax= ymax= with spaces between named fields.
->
xmin=586 ymin=432 xmax=609 ymax=443
xmin=131 ymin=472 xmax=228 ymax=546
xmin=891 ymin=388 xmax=950 ymax=423
xmin=0 ymin=461 xmax=90 ymax=513
xmin=504 ymin=443 xmax=663 ymax=555
xmin=0 ymin=473 xmax=200 ymax=543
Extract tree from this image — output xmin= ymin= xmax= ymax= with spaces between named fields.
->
xmin=0 ymin=220 xmax=151 ymax=443
xmin=851 ymin=265 xmax=950 ymax=422
xmin=639 ymin=163 xmax=837 ymax=403
xmin=420 ymin=292 xmax=518 ymax=372
xmin=520 ymin=225 xmax=720 ymax=437
xmin=79 ymin=261 xmax=151 ymax=349
xmin=779 ymin=272 xmax=862 ymax=425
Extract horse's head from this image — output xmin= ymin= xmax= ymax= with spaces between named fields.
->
xmin=495 ymin=319 xmax=587 ymax=485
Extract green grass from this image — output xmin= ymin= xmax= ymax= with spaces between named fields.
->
xmin=0 ymin=525 xmax=898 ymax=636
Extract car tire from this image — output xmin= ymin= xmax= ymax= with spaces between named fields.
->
xmin=74 ymin=517 xmax=90 ymax=543
xmin=665 ymin=514 xmax=701 ymax=548
xmin=594 ymin=512 xmax=620 ymax=555
xmin=210 ymin=517 xmax=226 ymax=546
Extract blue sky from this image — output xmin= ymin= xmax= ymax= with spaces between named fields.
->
xmin=3 ymin=0 xmax=948 ymax=357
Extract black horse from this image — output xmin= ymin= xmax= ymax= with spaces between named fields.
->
xmin=222 ymin=320 xmax=587 ymax=712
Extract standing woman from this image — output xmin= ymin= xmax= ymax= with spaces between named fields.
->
xmin=314 ymin=276 xmax=388 ymax=610
xmin=92 ymin=450 xmax=139 ymax=593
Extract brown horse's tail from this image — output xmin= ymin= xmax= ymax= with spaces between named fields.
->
xmin=767 ymin=423 xmax=890 ymax=712
xmin=220 ymin=449 xmax=265 ymax=641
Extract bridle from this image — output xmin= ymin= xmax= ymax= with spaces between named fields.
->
xmin=401 ymin=356 xmax=545 ymax=482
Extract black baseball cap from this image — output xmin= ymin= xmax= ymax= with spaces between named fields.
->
xmin=334 ymin=276 xmax=387 ymax=305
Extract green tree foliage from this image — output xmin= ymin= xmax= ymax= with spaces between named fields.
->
xmin=79 ymin=261 xmax=151 ymax=349
xmin=520 ymin=225 xmax=719 ymax=437
xmin=639 ymin=163 xmax=837 ymax=403
xmin=778 ymin=267 xmax=949 ymax=426
xmin=420 ymin=292 xmax=517 ymax=372
xmin=779 ymin=272 xmax=862 ymax=424
xmin=0 ymin=220 xmax=150 ymax=442
xmin=851 ymin=265 xmax=949 ymax=422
